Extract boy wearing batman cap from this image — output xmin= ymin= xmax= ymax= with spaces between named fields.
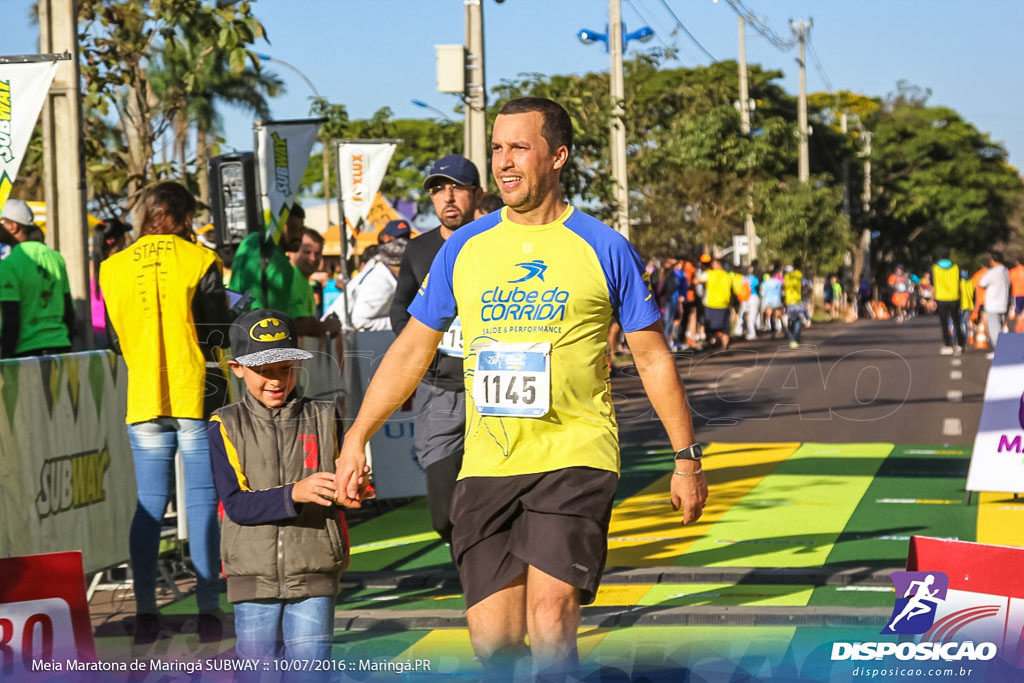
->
xmin=207 ymin=309 xmax=357 ymax=663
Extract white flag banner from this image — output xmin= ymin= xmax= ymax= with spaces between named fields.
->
xmin=0 ymin=60 xmax=58 ymax=213
xmin=336 ymin=141 xmax=396 ymax=232
xmin=966 ymin=333 xmax=1024 ymax=493
xmin=254 ymin=119 xmax=321 ymax=244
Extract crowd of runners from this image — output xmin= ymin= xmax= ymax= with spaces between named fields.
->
xmin=638 ymin=255 xmax=837 ymax=352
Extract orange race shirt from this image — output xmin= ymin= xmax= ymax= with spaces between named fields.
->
xmin=1010 ymin=265 xmax=1024 ymax=298
xmin=972 ymin=268 xmax=988 ymax=308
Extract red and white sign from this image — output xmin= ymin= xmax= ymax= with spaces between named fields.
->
xmin=908 ymin=536 xmax=1024 ymax=665
xmin=0 ymin=551 xmax=95 ymax=676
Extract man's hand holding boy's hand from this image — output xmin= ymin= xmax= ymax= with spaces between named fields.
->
xmin=334 ymin=437 xmax=375 ymax=508
xmin=292 ymin=472 xmax=338 ymax=507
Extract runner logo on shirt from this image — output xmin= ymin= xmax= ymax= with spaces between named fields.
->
xmin=509 ymin=259 xmax=547 ymax=283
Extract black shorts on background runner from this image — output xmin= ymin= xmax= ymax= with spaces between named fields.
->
xmin=450 ymin=466 xmax=618 ymax=609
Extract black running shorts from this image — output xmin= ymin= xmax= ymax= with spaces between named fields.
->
xmin=450 ymin=466 xmax=618 ymax=609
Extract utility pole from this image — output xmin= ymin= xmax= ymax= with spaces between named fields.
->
xmin=609 ymin=0 xmax=629 ymax=239
xmin=38 ymin=0 xmax=90 ymax=348
xmin=860 ymin=130 xmax=872 ymax=285
xmin=792 ymin=18 xmax=810 ymax=184
xmin=840 ymin=112 xmax=850 ymax=216
xmin=737 ymin=15 xmax=756 ymax=264
xmin=464 ymin=0 xmax=488 ymax=188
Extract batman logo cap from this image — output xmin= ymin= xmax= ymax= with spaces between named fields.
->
xmin=230 ymin=309 xmax=314 ymax=367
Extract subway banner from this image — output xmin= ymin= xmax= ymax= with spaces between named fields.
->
xmin=0 ymin=351 xmax=135 ymax=574
xmin=0 ymin=60 xmax=58 ymax=212
xmin=335 ymin=140 xmax=396 ymax=233
xmin=254 ymin=118 xmax=322 ymax=245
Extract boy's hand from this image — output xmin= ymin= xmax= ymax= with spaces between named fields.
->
xmin=292 ymin=472 xmax=338 ymax=507
xmin=334 ymin=437 xmax=374 ymax=508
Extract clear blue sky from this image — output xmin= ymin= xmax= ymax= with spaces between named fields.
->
xmin=7 ymin=0 xmax=1024 ymax=170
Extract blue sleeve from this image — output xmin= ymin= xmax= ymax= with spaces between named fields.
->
xmin=563 ymin=211 xmax=660 ymax=332
xmin=604 ymin=237 xmax=661 ymax=332
xmin=407 ymin=232 xmax=460 ymax=331
xmin=208 ymin=420 xmax=299 ymax=525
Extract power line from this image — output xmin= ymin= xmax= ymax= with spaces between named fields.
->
xmin=624 ymin=0 xmax=679 ymax=59
xmin=721 ymin=0 xmax=796 ymax=51
xmin=806 ymin=32 xmax=834 ymax=93
xmin=657 ymin=0 xmax=717 ymax=62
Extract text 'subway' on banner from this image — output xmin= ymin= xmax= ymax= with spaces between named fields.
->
xmin=254 ymin=119 xmax=321 ymax=245
xmin=0 ymin=60 xmax=57 ymax=213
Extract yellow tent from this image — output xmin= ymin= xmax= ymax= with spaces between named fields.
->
xmin=321 ymin=191 xmax=415 ymax=257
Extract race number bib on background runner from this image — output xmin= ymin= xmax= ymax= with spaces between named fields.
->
xmin=437 ymin=315 xmax=463 ymax=357
xmin=472 ymin=342 xmax=550 ymax=417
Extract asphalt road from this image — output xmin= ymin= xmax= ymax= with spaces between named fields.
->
xmin=615 ymin=314 xmax=989 ymax=448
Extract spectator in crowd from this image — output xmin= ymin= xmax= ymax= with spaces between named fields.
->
xmin=475 ymin=192 xmax=504 ymax=219
xmin=100 ymin=182 xmax=232 ymax=645
xmin=288 ymin=227 xmax=340 ymax=341
xmin=344 ymin=221 xmax=409 ymax=331
xmin=90 ymin=218 xmax=130 ymax=348
xmin=229 ymin=203 xmax=305 ymax=313
xmin=0 ymin=199 xmax=75 ymax=357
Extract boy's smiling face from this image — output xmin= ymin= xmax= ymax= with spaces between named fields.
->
xmin=229 ymin=360 xmax=301 ymax=408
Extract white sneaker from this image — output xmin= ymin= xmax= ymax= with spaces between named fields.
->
xmin=986 ymin=352 xmax=995 ymax=360
xmin=940 ymin=346 xmax=954 ymax=356
xmin=953 ymin=346 xmax=963 ymax=356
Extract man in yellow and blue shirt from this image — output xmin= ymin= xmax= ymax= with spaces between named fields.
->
xmin=335 ymin=97 xmax=708 ymax=678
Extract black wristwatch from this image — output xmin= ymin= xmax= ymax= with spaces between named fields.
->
xmin=674 ymin=444 xmax=703 ymax=461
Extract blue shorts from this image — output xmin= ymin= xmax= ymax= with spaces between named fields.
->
xmin=1015 ymin=296 xmax=1024 ymax=315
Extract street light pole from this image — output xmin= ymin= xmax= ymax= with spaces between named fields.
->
xmin=609 ymin=0 xmax=629 ymax=240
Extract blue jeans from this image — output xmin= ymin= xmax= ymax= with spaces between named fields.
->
xmin=234 ymin=596 xmax=336 ymax=663
xmin=127 ymin=418 xmax=220 ymax=613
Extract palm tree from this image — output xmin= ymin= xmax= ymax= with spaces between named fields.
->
xmin=150 ymin=37 xmax=284 ymax=215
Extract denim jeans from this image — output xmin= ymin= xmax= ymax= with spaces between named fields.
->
xmin=127 ymin=417 xmax=220 ymax=613
xmin=234 ymin=596 xmax=336 ymax=663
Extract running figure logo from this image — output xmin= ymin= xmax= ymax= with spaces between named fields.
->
xmin=882 ymin=571 xmax=949 ymax=634
xmin=508 ymin=259 xmax=547 ymax=283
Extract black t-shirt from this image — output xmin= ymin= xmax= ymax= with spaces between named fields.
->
xmin=389 ymin=228 xmax=464 ymax=392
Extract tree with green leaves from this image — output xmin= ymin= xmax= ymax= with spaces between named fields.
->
xmin=867 ymin=88 xmax=1023 ymax=266
xmin=78 ymin=0 xmax=267 ymax=225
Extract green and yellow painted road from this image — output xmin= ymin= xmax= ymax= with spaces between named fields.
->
xmin=94 ymin=441 xmax=1024 ymax=677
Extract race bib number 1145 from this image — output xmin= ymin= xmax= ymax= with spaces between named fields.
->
xmin=472 ymin=342 xmax=550 ymax=417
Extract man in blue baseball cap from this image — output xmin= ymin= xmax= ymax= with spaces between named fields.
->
xmin=378 ymin=219 xmax=412 ymax=244
xmin=388 ymin=153 xmax=483 ymax=552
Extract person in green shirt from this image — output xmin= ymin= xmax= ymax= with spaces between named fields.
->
xmin=288 ymin=228 xmax=341 ymax=341
xmin=229 ymin=203 xmax=305 ymax=312
xmin=0 ymin=199 xmax=75 ymax=357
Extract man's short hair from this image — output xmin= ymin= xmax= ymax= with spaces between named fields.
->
xmin=498 ymin=97 xmax=573 ymax=156
xmin=301 ymin=228 xmax=325 ymax=247
xmin=478 ymin=193 xmax=504 ymax=214
xmin=991 ymin=250 xmax=1004 ymax=264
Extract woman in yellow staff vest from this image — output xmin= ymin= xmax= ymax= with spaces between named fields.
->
xmin=100 ymin=182 xmax=233 ymax=645
xmin=703 ymin=258 xmax=735 ymax=350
